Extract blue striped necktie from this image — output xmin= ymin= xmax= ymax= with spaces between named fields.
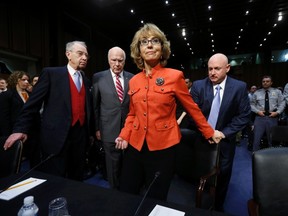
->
xmin=74 ymin=71 xmax=81 ymax=92
xmin=208 ymin=85 xmax=221 ymax=129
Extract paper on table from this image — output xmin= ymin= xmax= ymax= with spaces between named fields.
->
xmin=0 ymin=177 xmax=46 ymax=201
xmin=149 ymin=204 xmax=185 ymax=216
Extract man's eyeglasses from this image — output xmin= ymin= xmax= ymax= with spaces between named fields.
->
xmin=139 ymin=38 xmax=161 ymax=46
xmin=71 ymin=51 xmax=90 ymax=59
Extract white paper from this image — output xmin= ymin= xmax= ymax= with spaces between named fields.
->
xmin=149 ymin=204 xmax=185 ymax=216
xmin=0 ymin=177 xmax=46 ymax=201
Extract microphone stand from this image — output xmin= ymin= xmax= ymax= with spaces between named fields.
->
xmin=0 ymin=154 xmax=54 ymax=193
xmin=134 ymin=171 xmax=160 ymax=216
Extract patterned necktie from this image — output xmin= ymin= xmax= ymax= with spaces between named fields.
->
xmin=264 ymin=90 xmax=269 ymax=115
xmin=116 ymin=75 xmax=124 ymax=102
xmin=208 ymin=85 xmax=221 ymax=129
xmin=74 ymin=71 xmax=81 ymax=92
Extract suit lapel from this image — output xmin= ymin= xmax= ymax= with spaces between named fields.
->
xmin=106 ymin=71 xmax=120 ymax=101
xmin=61 ymin=68 xmax=71 ymax=112
xmin=123 ymin=71 xmax=129 ymax=101
xmin=207 ymin=80 xmax=214 ymax=105
xmin=219 ymin=77 xmax=233 ymax=114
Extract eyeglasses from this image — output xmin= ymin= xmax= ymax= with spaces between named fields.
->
xmin=71 ymin=50 xmax=90 ymax=59
xmin=139 ymin=38 xmax=161 ymax=46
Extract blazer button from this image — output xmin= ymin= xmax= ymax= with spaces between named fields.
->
xmin=143 ymin=98 xmax=146 ymax=102
xmin=143 ymin=113 xmax=147 ymax=116
xmin=145 ymin=86 xmax=148 ymax=89
xmin=161 ymin=88 xmax=164 ymax=91
xmin=164 ymin=125 xmax=167 ymax=128
xmin=144 ymin=126 xmax=147 ymax=130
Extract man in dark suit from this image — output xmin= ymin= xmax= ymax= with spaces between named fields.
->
xmin=190 ymin=53 xmax=251 ymax=211
xmin=3 ymin=41 xmax=94 ymax=181
xmin=92 ymin=46 xmax=134 ymax=189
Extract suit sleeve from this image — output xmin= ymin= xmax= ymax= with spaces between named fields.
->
xmin=174 ymin=73 xmax=214 ymax=139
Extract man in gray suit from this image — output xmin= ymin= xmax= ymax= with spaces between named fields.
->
xmin=92 ymin=47 xmax=134 ymax=189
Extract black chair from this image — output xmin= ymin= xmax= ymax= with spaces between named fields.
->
xmin=269 ymin=125 xmax=288 ymax=147
xmin=0 ymin=136 xmax=23 ymax=178
xmin=248 ymin=147 xmax=288 ymax=216
xmin=174 ymin=129 xmax=220 ymax=209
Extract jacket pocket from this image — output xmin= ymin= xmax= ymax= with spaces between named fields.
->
xmin=155 ymin=120 xmax=175 ymax=130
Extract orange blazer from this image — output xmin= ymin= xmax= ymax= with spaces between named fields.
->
xmin=119 ymin=64 xmax=214 ymax=151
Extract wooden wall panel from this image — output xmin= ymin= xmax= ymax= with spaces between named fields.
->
xmin=29 ymin=17 xmax=42 ymax=57
xmin=11 ymin=9 xmax=27 ymax=54
xmin=0 ymin=5 xmax=9 ymax=48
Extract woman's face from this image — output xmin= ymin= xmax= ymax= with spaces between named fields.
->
xmin=139 ymin=36 xmax=162 ymax=67
xmin=17 ymin=75 xmax=29 ymax=90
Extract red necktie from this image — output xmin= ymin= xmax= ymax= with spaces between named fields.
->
xmin=116 ymin=75 xmax=124 ymax=102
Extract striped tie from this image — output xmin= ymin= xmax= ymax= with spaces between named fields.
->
xmin=74 ymin=71 xmax=81 ymax=92
xmin=116 ymin=75 xmax=124 ymax=102
xmin=208 ymin=85 xmax=221 ymax=129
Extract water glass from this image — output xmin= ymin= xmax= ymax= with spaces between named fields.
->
xmin=48 ymin=197 xmax=69 ymax=216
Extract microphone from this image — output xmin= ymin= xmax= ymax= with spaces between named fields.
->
xmin=0 ymin=154 xmax=54 ymax=193
xmin=134 ymin=171 xmax=160 ymax=216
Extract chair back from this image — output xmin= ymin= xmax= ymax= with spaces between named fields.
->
xmin=0 ymin=136 xmax=23 ymax=178
xmin=269 ymin=125 xmax=288 ymax=146
xmin=251 ymin=147 xmax=288 ymax=216
xmin=175 ymin=129 xmax=220 ymax=209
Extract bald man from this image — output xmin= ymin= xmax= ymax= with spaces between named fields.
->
xmin=92 ymin=47 xmax=134 ymax=189
xmin=190 ymin=53 xmax=251 ymax=211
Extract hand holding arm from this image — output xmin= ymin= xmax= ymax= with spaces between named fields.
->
xmin=209 ymin=130 xmax=225 ymax=144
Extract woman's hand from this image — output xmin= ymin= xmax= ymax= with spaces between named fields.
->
xmin=115 ymin=137 xmax=128 ymax=150
xmin=209 ymin=130 xmax=225 ymax=144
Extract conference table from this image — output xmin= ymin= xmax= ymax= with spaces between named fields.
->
xmin=0 ymin=171 xmax=230 ymax=216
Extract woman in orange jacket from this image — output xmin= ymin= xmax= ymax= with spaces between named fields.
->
xmin=115 ymin=23 xmax=224 ymax=200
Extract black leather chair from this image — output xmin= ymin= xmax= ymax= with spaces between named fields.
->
xmin=174 ymin=129 xmax=220 ymax=209
xmin=269 ymin=125 xmax=288 ymax=147
xmin=248 ymin=147 xmax=288 ymax=216
xmin=0 ymin=136 xmax=23 ymax=178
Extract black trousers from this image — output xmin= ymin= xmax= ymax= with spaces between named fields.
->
xmin=119 ymin=141 xmax=176 ymax=201
xmin=40 ymin=121 xmax=87 ymax=181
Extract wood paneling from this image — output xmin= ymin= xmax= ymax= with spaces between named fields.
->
xmin=29 ymin=17 xmax=42 ymax=57
xmin=11 ymin=9 xmax=26 ymax=53
xmin=0 ymin=6 xmax=9 ymax=48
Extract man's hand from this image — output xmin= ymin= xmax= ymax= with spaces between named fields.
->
xmin=3 ymin=133 xmax=27 ymax=150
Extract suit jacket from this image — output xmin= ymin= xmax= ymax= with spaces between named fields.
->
xmin=92 ymin=70 xmax=134 ymax=142
xmin=0 ymin=89 xmax=30 ymax=136
xmin=191 ymin=76 xmax=251 ymax=139
xmin=119 ymin=64 xmax=214 ymax=151
xmin=13 ymin=66 xmax=93 ymax=155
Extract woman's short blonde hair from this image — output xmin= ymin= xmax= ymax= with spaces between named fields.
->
xmin=130 ymin=23 xmax=171 ymax=69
